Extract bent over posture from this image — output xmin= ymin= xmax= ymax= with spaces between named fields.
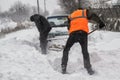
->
xmin=30 ymin=14 xmax=51 ymax=54
xmin=61 ymin=8 xmax=105 ymax=75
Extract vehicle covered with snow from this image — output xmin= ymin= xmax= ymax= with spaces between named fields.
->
xmin=47 ymin=15 xmax=69 ymax=37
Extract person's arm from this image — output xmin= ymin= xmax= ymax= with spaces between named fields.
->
xmin=67 ymin=16 xmax=71 ymax=30
xmin=87 ymin=10 xmax=105 ymax=29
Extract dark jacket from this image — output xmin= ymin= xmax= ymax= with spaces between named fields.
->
xmin=30 ymin=14 xmax=51 ymax=34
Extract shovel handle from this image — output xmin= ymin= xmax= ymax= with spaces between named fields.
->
xmin=88 ymin=28 xmax=98 ymax=35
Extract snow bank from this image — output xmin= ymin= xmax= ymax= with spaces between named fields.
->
xmin=0 ymin=39 xmax=57 ymax=80
xmin=0 ymin=28 xmax=61 ymax=80
xmin=88 ymin=31 xmax=103 ymax=42
xmin=94 ymin=31 xmax=120 ymax=51
xmin=0 ymin=18 xmax=17 ymax=32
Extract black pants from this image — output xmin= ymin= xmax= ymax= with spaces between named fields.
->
xmin=40 ymin=27 xmax=51 ymax=54
xmin=61 ymin=30 xmax=91 ymax=69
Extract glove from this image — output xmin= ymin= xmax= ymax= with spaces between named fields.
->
xmin=99 ymin=21 xmax=105 ymax=29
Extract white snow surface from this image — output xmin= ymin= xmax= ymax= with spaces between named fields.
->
xmin=0 ymin=26 xmax=120 ymax=80
xmin=0 ymin=19 xmax=17 ymax=32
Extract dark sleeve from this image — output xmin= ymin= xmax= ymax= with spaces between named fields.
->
xmin=86 ymin=9 xmax=102 ymax=23
xmin=67 ymin=16 xmax=71 ymax=30
xmin=86 ymin=9 xmax=105 ymax=28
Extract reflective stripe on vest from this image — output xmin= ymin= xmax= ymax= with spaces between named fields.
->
xmin=68 ymin=9 xmax=89 ymax=34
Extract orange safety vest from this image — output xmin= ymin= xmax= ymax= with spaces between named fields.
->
xmin=68 ymin=9 xmax=89 ymax=34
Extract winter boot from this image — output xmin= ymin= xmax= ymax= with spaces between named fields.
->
xmin=61 ymin=65 xmax=66 ymax=74
xmin=86 ymin=67 xmax=95 ymax=75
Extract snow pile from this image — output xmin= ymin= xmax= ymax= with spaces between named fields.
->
xmin=88 ymin=31 xmax=103 ymax=42
xmin=0 ymin=18 xmax=17 ymax=32
xmin=20 ymin=21 xmax=34 ymax=29
xmin=0 ymin=40 xmax=56 ymax=80
xmin=0 ymin=28 xmax=61 ymax=80
xmin=95 ymin=31 xmax=120 ymax=50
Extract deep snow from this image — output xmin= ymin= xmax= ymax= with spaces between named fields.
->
xmin=0 ymin=25 xmax=120 ymax=80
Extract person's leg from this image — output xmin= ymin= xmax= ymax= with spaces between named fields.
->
xmin=40 ymin=34 xmax=48 ymax=54
xmin=78 ymin=32 xmax=94 ymax=75
xmin=61 ymin=34 xmax=75 ymax=74
xmin=40 ymin=27 xmax=51 ymax=54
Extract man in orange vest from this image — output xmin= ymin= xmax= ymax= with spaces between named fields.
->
xmin=61 ymin=7 xmax=105 ymax=75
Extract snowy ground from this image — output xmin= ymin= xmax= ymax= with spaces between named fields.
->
xmin=0 ymin=27 xmax=120 ymax=80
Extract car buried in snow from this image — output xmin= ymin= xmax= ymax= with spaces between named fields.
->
xmin=47 ymin=15 xmax=69 ymax=38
